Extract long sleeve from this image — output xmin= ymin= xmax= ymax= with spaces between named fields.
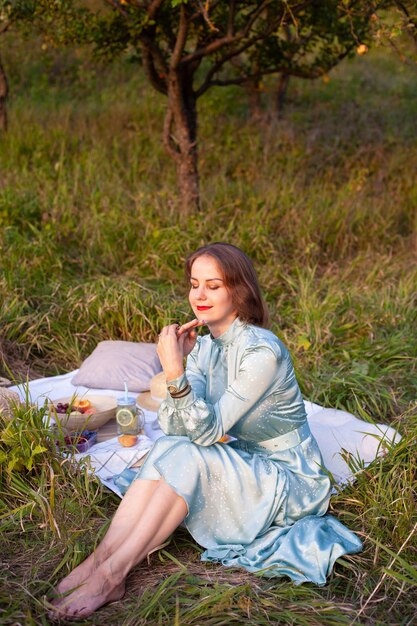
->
xmin=157 ymin=341 xmax=284 ymax=446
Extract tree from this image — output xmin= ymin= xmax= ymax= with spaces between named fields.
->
xmin=0 ymin=1 xmax=43 ymax=132
xmin=0 ymin=0 xmax=381 ymax=213
xmin=0 ymin=52 xmax=7 ymax=131
xmin=0 ymin=5 xmax=12 ymax=131
xmin=370 ymin=1 xmax=417 ymax=65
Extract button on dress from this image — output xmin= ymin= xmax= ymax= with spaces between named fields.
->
xmin=133 ymin=318 xmax=362 ymax=584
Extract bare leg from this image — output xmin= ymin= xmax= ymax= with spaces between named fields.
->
xmin=51 ymin=479 xmax=187 ymax=618
xmin=54 ymin=478 xmax=167 ymax=596
xmin=54 ymin=479 xmax=169 ymax=595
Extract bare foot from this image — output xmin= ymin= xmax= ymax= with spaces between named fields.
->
xmin=49 ymin=564 xmax=126 ymax=619
xmin=52 ymin=552 xmax=100 ymax=600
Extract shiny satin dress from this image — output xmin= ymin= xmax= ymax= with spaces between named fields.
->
xmin=135 ymin=318 xmax=362 ymax=584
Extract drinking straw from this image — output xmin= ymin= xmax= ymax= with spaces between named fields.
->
xmin=124 ymin=381 xmax=128 ymax=404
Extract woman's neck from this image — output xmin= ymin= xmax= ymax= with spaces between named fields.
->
xmin=208 ymin=315 xmax=238 ymax=339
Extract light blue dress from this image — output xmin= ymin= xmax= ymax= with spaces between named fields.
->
xmin=129 ymin=318 xmax=362 ymax=584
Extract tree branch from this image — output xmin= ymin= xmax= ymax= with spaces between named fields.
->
xmin=393 ymin=1 xmax=411 ymax=19
xmin=182 ymin=33 xmax=235 ymax=64
xmin=394 ymin=0 xmax=417 ymax=47
xmin=140 ymin=43 xmax=168 ymax=95
xmin=190 ymin=0 xmax=283 ymax=71
xmin=238 ymin=0 xmax=274 ymax=39
xmin=190 ymin=0 xmax=222 ymax=23
xmin=170 ymin=3 xmax=188 ymax=69
xmin=227 ymin=0 xmax=236 ymax=36
xmin=197 ymin=0 xmax=220 ymax=33
xmin=195 ymin=27 xmax=280 ymax=97
xmin=147 ymin=0 xmax=164 ymax=20
xmin=201 ymin=40 xmax=358 ymax=91
xmin=196 ymin=0 xmax=365 ymax=99
xmin=141 ymin=26 xmax=169 ymax=71
xmin=207 ymin=67 xmax=319 ymax=88
xmin=183 ymin=0 xmax=275 ymax=65
xmin=103 ymin=0 xmax=129 ymax=18
xmin=124 ymin=0 xmax=148 ymax=8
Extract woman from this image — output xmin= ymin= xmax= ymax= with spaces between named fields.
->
xmin=50 ymin=242 xmax=361 ymax=619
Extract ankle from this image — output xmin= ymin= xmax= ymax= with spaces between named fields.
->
xmin=97 ymin=560 xmax=127 ymax=588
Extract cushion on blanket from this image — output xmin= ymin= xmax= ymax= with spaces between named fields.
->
xmin=71 ymin=341 xmax=162 ymax=392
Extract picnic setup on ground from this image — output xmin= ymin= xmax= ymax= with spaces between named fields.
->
xmin=6 ymin=243 xmax=402 ymax=621
xmin=10 ymin=348 xmax=400 ymax=499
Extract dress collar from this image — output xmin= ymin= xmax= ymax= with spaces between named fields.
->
xmin=210 ymin=317 xmax=246 ymax=347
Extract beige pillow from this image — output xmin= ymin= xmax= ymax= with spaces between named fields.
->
xmin=71 ymin=341 xmax=162 ymax=392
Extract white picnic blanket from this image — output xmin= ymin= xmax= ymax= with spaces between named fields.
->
xmin=11 ymin=370 xmax=401 ymax=497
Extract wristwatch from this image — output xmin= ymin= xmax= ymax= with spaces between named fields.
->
xmin=167 ymin=384 xmax=180 ymax=395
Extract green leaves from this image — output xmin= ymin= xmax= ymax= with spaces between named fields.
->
xmin=1 ymin=1 xmax=380 ymax=86
xmin=0 ymin=403 xmax=53 ymax=475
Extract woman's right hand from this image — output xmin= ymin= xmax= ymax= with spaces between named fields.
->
xmin=177 ymin=318 xmax=205 ymax=357
xmin=157 ymin=319 xmax=205 ymax=381
xmin=157 ymin=323 xmax=185 ymax=381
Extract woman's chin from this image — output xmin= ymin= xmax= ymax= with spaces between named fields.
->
xmin=194 ymin=313 xmax=210 ymax=323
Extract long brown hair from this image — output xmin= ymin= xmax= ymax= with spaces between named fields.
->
xmin=185 ymin=243 xmax=270 ymax=328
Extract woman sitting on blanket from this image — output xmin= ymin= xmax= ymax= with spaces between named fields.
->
xmin=50 ymin=242 xmax=361 ymax=619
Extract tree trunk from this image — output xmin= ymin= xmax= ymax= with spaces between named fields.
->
xmin=245 ymin=76 xmax=263 ymax=122
xmin=275 ymin=73 xmax=290 ymax=119
xmin=0 ymin=53 xmax=8 ymax=132
xmin=164 ymin=67 xmax=199 ymax=215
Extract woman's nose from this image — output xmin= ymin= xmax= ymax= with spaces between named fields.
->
xmin=195 ymin=287 xmax=207 ymax=300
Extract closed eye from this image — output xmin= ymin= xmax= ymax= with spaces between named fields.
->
xmin=190 ymin=283 xmax=220 ymax=290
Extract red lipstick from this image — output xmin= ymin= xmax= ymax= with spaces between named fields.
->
xmin=197 ymin=306 xmax=212 ymax=311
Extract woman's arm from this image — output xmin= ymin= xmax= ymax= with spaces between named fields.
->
xmin=158 ymin=343 xmax=284 ymax=446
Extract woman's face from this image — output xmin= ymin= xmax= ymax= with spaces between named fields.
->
xmin=189 ymin=255 xmax=237 ymax=337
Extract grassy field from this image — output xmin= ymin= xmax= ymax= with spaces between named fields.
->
xmin=0 ymin=33 xmax=417 ymax=625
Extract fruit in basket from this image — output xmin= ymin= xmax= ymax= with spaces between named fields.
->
xmin=55 ymin=402 xmax=72 ymax=414
xmin=78 ymin=403 xmax=95 ymax=414
xmin=54 ymin=400 xmax=95 ymax=415
xmin=51 ymin=395 xmax=116 ymax=432
xmin=73 ymin=399 xmax=91 ymax=411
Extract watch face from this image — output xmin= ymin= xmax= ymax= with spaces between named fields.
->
xmin=167 ymin=385 xmax=178 ymax=394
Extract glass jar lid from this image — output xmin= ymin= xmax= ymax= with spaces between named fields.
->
xmin=117 ymin=396 xmax=136 ymax=406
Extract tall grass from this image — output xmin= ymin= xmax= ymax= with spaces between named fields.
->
xmin=0 ymin=33 xmax=416 ymax=624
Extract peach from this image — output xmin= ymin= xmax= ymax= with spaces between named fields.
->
xmin=118 ymin=434 xmax=138 ymax=447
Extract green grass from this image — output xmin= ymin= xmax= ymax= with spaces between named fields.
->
xmin=0 ymin=33 xmax=417 ymax=625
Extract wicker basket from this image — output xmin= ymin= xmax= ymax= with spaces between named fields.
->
xmin=0 ymin=388 xmax=21 ymax=418
xmin=51 ymin=395 xmax=117 ymax=432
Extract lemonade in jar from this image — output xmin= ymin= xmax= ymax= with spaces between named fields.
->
xmin=116 ymin=396 xmax=144 ymax=447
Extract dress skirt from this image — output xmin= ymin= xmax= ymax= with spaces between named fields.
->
xmin=126 ymin=431 xmax=362 ymax=585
